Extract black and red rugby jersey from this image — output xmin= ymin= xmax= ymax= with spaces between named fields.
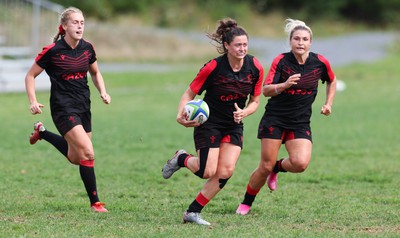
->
xmin=35 ymin=37 xmax=97 ymax=114
xmin=190 ymin=54 xmax=263 ymax=126
xmin=264 ymin=52 xmax=335 ymax=129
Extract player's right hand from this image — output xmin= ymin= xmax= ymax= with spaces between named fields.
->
xmin=177 ymin=110 xmax=200 ymax=127
xmin=285 ymin=73 xmax=301 ymax=87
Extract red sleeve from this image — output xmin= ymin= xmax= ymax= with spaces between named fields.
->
xmin=253 ymin=57 xmax=264 ymax=96
xmin=317 ymin=54 xmax=335 ymax=82
xmin=264 ymin=54 xmax=284 ymax=85
xmin=190 ymin=59 xmax=217 ymax=95
xmin=35 ymin=43 xmax=55 ymax=68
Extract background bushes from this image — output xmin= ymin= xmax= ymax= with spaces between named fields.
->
xmin=51 ymin=0 xmax=400 ymax=28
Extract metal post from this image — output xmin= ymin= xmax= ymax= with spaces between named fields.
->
xmin=31 ymin=0 xmax=41 ymax=56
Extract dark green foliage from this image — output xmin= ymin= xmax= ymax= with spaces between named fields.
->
xmin=254 ymin=0 xmax=400 ymax=26
xmin=51 ymin=0 xmax=400 ymax=26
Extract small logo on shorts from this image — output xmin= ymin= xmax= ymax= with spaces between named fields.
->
xmin=210 ymin=135 xmax=216 ymax=144
xmin=69 ymin=116 xmax=76 ymax=124
xmin=268 ymin=126 xmax=274 ymax=135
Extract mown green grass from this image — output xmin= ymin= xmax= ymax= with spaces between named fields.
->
xmin=1 ymin=52 xmax=400 ymax=237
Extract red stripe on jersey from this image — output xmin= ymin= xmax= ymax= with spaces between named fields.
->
xmin=190 ymin=59 xmax=218 ymax=94
xmin=35 ymin=43 xmax=56 ymax=62
xmin=264 ymin=54 xmax=285 ymax=85
xmin=317 ymin=54 xmax=335 ymax=82
xmin=252 ymin=57 xmax=264 ymax=96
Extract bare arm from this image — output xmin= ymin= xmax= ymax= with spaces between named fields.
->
xmin=25 ymin=62 xmax=44 ymax=114
xmin=321 ymin=77 xmax=337 ymax=116
xmin=263 ymin=73 xmax=301 ymax=97
xmin=89 ymin=61 xmax=111 ymax=104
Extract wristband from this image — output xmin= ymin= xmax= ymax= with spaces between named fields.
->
xmin=274 ymin=84 xmax=280 ymax=95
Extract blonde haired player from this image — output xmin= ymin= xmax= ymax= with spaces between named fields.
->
xmin=236 ymin=18 xmax=336 ymax=215
xmin=25 ymin=7 xmax=110 ymax=212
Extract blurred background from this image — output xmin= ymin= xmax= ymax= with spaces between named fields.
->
xmin=1 ymin=0 xmax=399 ymax=91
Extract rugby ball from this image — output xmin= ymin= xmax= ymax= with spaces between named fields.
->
xmin=184 ymin=99 xmax=210 ymax=124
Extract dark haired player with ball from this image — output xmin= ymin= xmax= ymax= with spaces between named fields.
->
xmin=162 ymin=18 xmax=263 ymax=225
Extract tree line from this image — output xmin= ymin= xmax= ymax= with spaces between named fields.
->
xmin=52 ymin=0 xmax=399 ymax=27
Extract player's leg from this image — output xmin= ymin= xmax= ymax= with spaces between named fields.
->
xmin=162 ymin=125 xmax=220 ymax=179
xmin=282 ymin=138 xmax=312 ymax=173
xmin=237 ymin=138 xmax=281 ymax=215
xmin=64 ymin=125 xmax=107 ymax=212
xmin=201 ymin=143 xmax=240 ymax=197
xmin=183 ymin=147 xmax=219 ymax=215
xmin=184 ymin=143 xmax=241 ymax=225
xmin=276 ymin=127 xmax=313 ymax=173
xmin=162 ymin=147 xmax=219 ymax=179
xmin=29 ymin=121 xmax=68 ymax=157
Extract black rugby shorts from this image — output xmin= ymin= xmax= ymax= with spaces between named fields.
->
xmin=193 ymin=123 xmax=243 ymax=150
xmin=52 ymin=111 xmax=92 ymax=136
xmin=257 ymin=117 xmax=312 ymax=143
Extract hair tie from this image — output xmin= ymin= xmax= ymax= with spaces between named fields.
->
xmin=58 ymin=25 xmax=65 ymax=35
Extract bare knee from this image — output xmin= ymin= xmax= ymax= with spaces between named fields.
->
xmin=202 ymin=167 xmax=217 ymax=179
xmin=68 ymin=158 xmax=80 ymax=165
xmin=219 ymin=166 xmax=235 ymax=179
xmin=68 ymin=147 xmax=94 ymax=164
xmin=82 ymin=148 xmax=95 ymax=161
xmin=258 ymin=160 xmax=275 ymax=176
xmin=293 ymin=163 xmax=308 ymax=172
xmin=287 ymin=159 xmax=309 ymax=173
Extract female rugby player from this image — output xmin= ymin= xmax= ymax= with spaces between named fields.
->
xmin=162 ymin=18 xmax=263 ymax=225
xmin=237 ymin=18 xmax=337 ymax=215
xmin=25 ymin=7 xmax=111 ymax=212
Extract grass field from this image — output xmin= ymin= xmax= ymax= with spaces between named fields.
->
xmin=1 ymin=50 xmax=400 ymax=237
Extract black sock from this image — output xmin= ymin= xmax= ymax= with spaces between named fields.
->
xmin=242 ymin=193 xmax=257 ymax=206
xmin=187 ymin=200 xmax=204 ymax=213
xmin=273 ymin=159 xmax=287 ymax=173
xmin=39 ymin=131 xmax=68 ymax=157
xmin=79 ymin=160 xmax=99 ymax=205
xmin=242 ymin=184 xmax=260 ymax=206
xmin=177 ymin=153 xmax=189 ymax=167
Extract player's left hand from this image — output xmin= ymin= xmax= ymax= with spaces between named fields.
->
xmin=101 ymin=93 xmax=111 ymax=104
xmin=30 ymin=101 xmax=44 ymax=115
xmin=233 ymin=103 xmax=244 ymax=124
xmin=321 ymin=104 xmax=332 ymax=116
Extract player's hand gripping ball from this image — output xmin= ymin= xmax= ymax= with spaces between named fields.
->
xmin=184 ymin=99 xmax=210 ymax=124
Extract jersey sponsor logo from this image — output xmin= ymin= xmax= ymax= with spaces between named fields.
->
xmin=284 ymin=88 xmax=313 ymax=95
xmin=62 ymin=71 xmax=87 ymax=81
xmin=220 ymin=93 xmax=247 ymax=102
